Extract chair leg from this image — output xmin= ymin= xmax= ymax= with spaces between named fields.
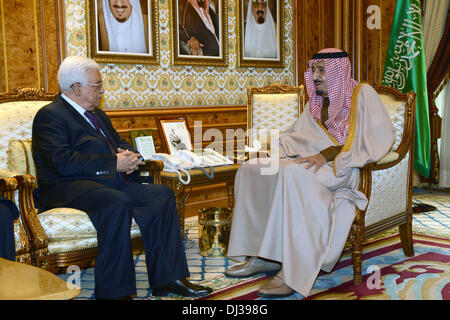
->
xmin=399 ymin=221 xmax=414 ymax=257
xmin=350 ymin=221 xmax=364 ymax=285
xmin=352 ymin=240 xmax=363 ymax=285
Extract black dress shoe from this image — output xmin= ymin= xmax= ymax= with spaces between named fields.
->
xmin=152 ymin=278 xmax=213 ymax=297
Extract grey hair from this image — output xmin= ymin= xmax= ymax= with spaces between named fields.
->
xmin=58 ymin=56 xmax=100 ymax=93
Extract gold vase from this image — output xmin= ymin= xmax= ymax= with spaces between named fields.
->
xmin=198 ymin=207 xmax=233 ymax=257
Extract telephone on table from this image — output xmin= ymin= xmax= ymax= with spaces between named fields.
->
xmin=144 ymin=149 xmax=233 ymax=185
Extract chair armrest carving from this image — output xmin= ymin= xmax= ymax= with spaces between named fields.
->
xmin=14 ymin=174 xmax=49 ymax=255
xmin=140 ymin=160 xmax=164 ymax=184
xmin=0 ymin=176 xmax=33 ymax=264
xmin=0 ymin=176 xmax=18 ymax=193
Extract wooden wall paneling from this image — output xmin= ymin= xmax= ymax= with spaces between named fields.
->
xmin=55 ymin=0 xmax=66 ymax=65
xmin=0 ymin=0 xmax=40 ymax=91
xmin=39 ymin=0 xmax=60 ymax=92
xmin=300 ymin=0 xmax=397 ymax=85
xmin=296 ymin=0 xmax=335 ymax=86
xmin=362 ymin=0 xmax=396 ymax=84
xmin=0 ymin=0 xmax=61 ymax=93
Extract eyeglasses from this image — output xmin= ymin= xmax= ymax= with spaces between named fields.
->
xmin=70 ymin=81 xmax=103 ymax=90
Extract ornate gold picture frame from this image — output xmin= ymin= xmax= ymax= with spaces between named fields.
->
xmin=86 ymin=0 xmax=160 ymax=65
xmin=171 ymin=0 xmax=228 ymax=66
xmin=237 ymin=0 xmax=285 ymax=68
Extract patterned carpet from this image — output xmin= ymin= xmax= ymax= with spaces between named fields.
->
xmin=58 ymin=189 xmax=450 ymax=300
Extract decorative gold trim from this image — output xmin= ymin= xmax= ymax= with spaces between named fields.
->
xmin=332 ymin=83 xmax=364 ymax=175
xmin=317 ymin=121 xmax=339 ymax=146
xmin=0 ymin=176 xmax=33 ymax=265
xmin=341 ymin=83 xmax=364 ymax=153
xmin=0 ymin=87 xmax=57 ymax=102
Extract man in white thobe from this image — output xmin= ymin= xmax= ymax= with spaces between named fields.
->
xmin=244 ymin=0 xmax=277 ymax=59
xmin=225 ymin=48 xmax=395 ymax=298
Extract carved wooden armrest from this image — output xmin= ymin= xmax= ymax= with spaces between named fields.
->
xmin=14 ymin=174 xmax=48 ymax=252
xmin=140 ymin=160 xmax=164 ymax=184
xmin=363 ymin=151 xmax=400 ymax=171
xmin=0 ymin=176 xmax=18 ymax=193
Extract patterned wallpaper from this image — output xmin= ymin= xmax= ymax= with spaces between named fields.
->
xmin=64 ymin=0 xmax=295 ymax=109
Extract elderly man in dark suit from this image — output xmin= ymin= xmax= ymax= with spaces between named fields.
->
xmin=32 ymin=56 xmax=212 ymax=300
xmin=0 ymin=197 xmax=19 ymax=261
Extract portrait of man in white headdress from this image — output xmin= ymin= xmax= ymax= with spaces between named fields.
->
xmin=243 ymin=0 xmax=278 ymax=59
xmin=97 ymin=0 xmax=150 ymax=54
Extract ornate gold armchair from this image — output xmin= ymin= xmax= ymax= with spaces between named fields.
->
xmin=0 ymin=175 xmax=32 ymax=264
xmin=0 ymin=88 xmax=163 ymax=272
xmin=247 ymin=84 xmax=415 ymax=284
xmin=350 ymin=85 xmax=415 ymax=284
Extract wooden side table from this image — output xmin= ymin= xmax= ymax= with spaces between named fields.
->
xmin=159 ymin=164 xmax=240 ymax=238
xmin=0 ymin=258 xmax=80 ymax=300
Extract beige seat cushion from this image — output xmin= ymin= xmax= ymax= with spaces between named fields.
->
xmin=38 ymin=208 xmax=141 ymax=254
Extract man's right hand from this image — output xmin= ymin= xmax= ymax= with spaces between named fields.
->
xmin=187 ymin=37 xmax=204 ymax=55
xmin=116 ymin=148 xmax=145 ymax=174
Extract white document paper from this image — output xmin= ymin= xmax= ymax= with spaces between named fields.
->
xmin=135 ymin=136 xmax=156 ymax=160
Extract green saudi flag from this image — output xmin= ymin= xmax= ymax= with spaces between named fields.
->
xmin=382 ymin=0 xmax=430 ymax=178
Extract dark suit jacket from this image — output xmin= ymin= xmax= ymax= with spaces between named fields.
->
xmin=32 ymin=95 xmax=142 ymax=210
xmin=180 ymin=1 xmax=220 ymax=56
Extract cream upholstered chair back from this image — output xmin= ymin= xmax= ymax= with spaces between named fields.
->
xmin=0 ymin=88 xmax=56 ymax=175
xmin=247 ymin=84 xmax=305 ymax=148
xmin=349 ymin=85 xmax=415 ymax=284
xmin=0 ymin=88 xmax=143 ymax=271
xmin=363 ymin=87 xmax=415 ymax=228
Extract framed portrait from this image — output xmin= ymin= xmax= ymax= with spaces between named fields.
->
xmin=86 ymin=0 xmax=160 ymax=64
xmin=157 ymin=117 xmax=193 ymax=154
xmin=171 ymin=0 xmax=228 ymax=66
xmin=238 ymin=0 xmax=285 ymax=68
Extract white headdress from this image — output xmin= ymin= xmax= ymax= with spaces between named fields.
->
xmin=102 ymin=0 xmax=147 ymax=53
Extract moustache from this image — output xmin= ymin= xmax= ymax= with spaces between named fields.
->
xmin=314 ymin=80 xmax=323 ymax=85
